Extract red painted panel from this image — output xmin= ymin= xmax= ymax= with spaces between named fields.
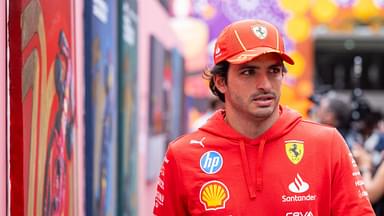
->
xmin=9 ymin=0 xmax=77 ymax=215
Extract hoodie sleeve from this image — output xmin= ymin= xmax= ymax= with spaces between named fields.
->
xmin=330 ymin=129 xmax=375 ymax=215
xmin=153 ymin=145 xmax=188 ymax=216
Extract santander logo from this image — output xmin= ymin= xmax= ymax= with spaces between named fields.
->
xmin=288 ymin=173 xmax=309 ymax=193
xmin=282 ymin=173 xmax=316 ymax=203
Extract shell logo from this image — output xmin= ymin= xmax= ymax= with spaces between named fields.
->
xmin=199 ymin=180 xmax=230 ymax=210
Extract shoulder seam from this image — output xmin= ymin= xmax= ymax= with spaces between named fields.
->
xmin=301 ymin=119 xmax=335 ymax=129
xmin=169 ymin=133 xmax=190 ymax=145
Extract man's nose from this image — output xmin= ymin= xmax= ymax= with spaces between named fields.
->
xmin=255 ymin=72 xmax=272 ymax=90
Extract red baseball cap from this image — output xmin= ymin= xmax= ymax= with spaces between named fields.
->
xmin=213 ymin=19 xmax=294 ymax=65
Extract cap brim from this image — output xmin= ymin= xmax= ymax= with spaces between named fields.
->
xmin=226 ymin=47 xmax=295 ymax=65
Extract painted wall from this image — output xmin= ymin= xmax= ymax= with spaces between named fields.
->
xmin=8 ymin=0 xmax=81 ymax=215
xmin=84 ymin=0 xmax=118 ymax=215
xmin=117 ymin=0 xmax=139 ymax=215
xmin=6 ymin=1 xmax=183 ymax=215
xmin=83 ymin=0 xmax=142 ymax=215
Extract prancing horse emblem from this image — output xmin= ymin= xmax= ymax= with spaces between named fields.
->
xmin=285 ymin=140 xmax=304 ymax=165
xmin=252 ymin=25 xmax=268 ymax=39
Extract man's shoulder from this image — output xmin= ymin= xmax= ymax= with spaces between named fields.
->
xmin=168 ymin=131 xmax=210 ymax=154
xmin=300 ymin=119 xmax=336 ymax=130
xmin=293 ymin=119 xmax=338 ymax=137
xmin=291 ymin=120 xmax=346 ymax=152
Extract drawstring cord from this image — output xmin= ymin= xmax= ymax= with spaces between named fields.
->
xmin=240 ymin=140 xmax=256 ymax=198
xmin=256 ymin=140 xmax=265 ymax=191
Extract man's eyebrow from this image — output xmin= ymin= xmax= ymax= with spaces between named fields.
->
xmin=237 ymin=62 xmax=283 ymax=70
xmin=238 ymin=65 xmax=258 ymax=70
xmin=268 ymin=63 xmax=284 ymax=68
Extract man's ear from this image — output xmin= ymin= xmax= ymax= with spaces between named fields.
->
xmin=214 ymin=75 xmax=226 ymax=94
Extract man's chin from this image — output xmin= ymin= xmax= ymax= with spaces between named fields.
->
xmin=250 ymin=108 xmax=275 ymax=119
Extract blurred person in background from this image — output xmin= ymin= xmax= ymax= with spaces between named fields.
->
xmin=354 ymin=144 xmax=384 ymax=203
xmin=314 ymin=92 xmax=356 ymax=147
xmin=312 ymin=91 xmax=384 ymax=165
xmin=153 ymin=19 xmax=374 ymax=215
xmin=354 ymin=144 xmax=384 ymax=215
xmin=313 ymin=90 xmax=384 ymax=215
xmin=378 ymin=119 xmax=384 ymax=134
xmin=351 ymin=98 xmax=384 ymax=169
xmin=190 ymin=98 xmax=224 ymax=132
xmin=351 ymin=97 xmax=384 ymax=215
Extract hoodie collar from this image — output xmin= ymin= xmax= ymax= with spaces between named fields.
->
xmin=200 ymin=105 xmax=302 ymax=144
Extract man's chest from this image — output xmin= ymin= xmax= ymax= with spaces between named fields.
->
xmin=179 ymin=141 xmax=328 ymax=215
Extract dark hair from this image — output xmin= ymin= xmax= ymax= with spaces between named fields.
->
xmin=209 ymin=98 xmax=223 ymax=110
xmin=327 ymin=97 xmax=351 ymax=130
xmin=203 ymin=61 xmax=230 ymax=103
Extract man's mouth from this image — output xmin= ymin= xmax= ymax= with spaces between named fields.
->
xmin=252 ymin=94 xmax=275 ymax=106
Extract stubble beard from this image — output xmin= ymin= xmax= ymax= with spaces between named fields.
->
xmin=228 ymin=92 xmax=279 ymax=122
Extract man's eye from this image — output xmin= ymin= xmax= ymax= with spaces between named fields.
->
xmin=240 ymin=69 xmax=254 ymax=75
xmin=270 ymin=67 xmax=283 ymax=74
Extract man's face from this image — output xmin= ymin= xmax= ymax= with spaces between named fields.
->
xmin=216 ymin=53 xmax=285 ymax=120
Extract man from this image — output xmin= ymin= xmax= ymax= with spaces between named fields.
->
xmin=314 ymin=93 xmax=357 ymax=148
xmin=190 ymin=98 xmax=224 ymax=132
xmin=315 ymin=93 xmax=350 ymax=131
xmin=153 ymin=19 xmax=374 ymax=215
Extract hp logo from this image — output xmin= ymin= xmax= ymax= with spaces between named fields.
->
xmin=200 ymin=151 xmax=223 ymax=174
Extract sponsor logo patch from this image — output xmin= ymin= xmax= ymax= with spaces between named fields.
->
xmin=214 ymin=46 xmax=222 ymax=58
xmin=190 ymin=137 xmax=206 ymax=147
xmin=282 ymin=173 xmax=317 ymax=203
xmin=348 ymin=153 xmax=370 ymax=198
xmin=154 ymin=190 xmax=164 ymax=207
xmin=252 ymin=25 xmax=268 ymax=39
xmin=215 ymin=47 xmax=221 ymax=55
xmin=285 ymin=140 xmax=304 ymax=165
xmin=200 ymin=151 xmax=223 ymax=174
xmin=288 ymin=173 xmax=309 ymax=193
xmin=200 ymin=180 xmax=229 ymax=211
xmin=286 ymin=211 xmax=314 ymax=216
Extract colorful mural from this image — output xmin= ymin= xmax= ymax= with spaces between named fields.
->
xmin=84 ymin=0 xmax=118 ymax=215
xmin=146 ymin=36 xmax=169 ymax=182
xmin=9 ymin=0 xmax=78 ymax=215
xmin=147 ymin=36 xmax=186 ymax=182
xmin=191 ymin=0 xmax=384 ymax=118
xmin=117 ymin=0 xmax=138 ymax=215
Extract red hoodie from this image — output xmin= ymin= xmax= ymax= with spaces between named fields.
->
xmin=153 ymin=106 xmax=374 ymax=215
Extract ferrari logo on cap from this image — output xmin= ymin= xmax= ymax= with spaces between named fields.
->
xmin=252 ymin=25 xmax=267 ymax=39
xmin=285 ymin=140 xmax=304 ymax=165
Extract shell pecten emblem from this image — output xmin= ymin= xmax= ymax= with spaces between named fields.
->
xmin=199 ymin=180 xmax=230 ymax=210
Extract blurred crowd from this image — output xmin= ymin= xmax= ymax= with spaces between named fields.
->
xmin=309 ymin=88 xmax=384 ymax=214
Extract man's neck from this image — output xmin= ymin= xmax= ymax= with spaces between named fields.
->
xmin=224 ymin=108 xmax=280 ymax=139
